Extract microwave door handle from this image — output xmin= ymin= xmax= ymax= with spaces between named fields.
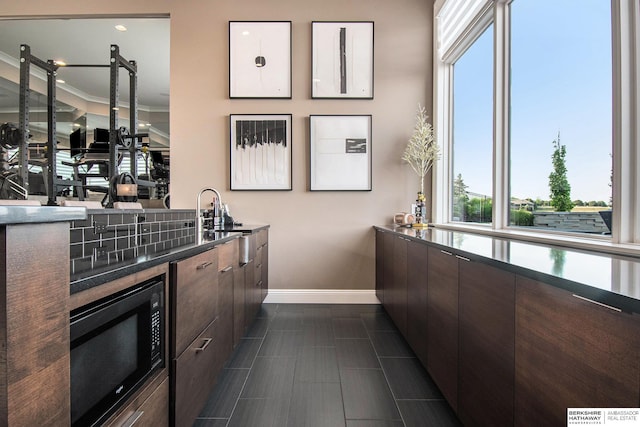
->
xmin=194 ymin=337 xmax=212 ymax=352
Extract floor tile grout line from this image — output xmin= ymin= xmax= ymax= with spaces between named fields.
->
xmin=362 ymin=312 xmax=408 ymax=427
xmin=222 ymin=311 xmax=272 ymax=427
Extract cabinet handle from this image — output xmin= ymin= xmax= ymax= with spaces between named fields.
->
xmin=221 ymin=265 xmax=233 ymax=273
xmin=455 ymin=255 xmax=470 ymax=262
xmin=194 ymin=338 xmax=213 ymax=352
xmin=196 ymin=261 xmax=213 ymax=270
xmin=257 ymin=280 xmax=263 ymax=287
xmin=572 ymin=294 xmax=622 ymax=312
xmin=256 ymin=263 xmax=262 ymax=268
xmin=440 ymin=250 xmax=453 ymax=256
xmin=122 ymin=410 xmax=144 ymax=427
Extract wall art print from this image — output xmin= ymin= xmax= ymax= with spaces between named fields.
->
xmin=229 ymin=21 xmax=292 ymax=98
xmin=230 ymin=114 xmax=292 ymax=190
xmin=311 ymin=21 xmax=374 ymax=99
xmin=309 ymin=115 xmax=372 ymax=191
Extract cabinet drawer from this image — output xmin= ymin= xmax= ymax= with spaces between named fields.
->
xmin=257 ymin=229 xmax=268 ymax=248
xmin=173 ymin=319 xmax=221 ymax=427
xmin=172 ymin=248 xmax=218 ymax=357
xmin=218 ymin=239 xmax=238 ymax=272
xmin=106 ymin=376 xmax=169 ymax=427
xmin=255 ymin=244 xmax=263 ymax=269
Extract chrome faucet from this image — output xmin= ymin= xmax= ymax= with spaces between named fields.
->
xmin=196 ymin=187 xmax=223 ymax=243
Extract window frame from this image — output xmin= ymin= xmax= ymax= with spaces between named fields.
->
xmin=432 ymin=0 xmax=640 ymax=257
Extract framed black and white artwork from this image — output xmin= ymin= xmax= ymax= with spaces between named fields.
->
xmin=311 ymin=21 xmax=374 ymax=99
xmin=309 ymin=115 xmax=372 ymax=191
xmin=230 ymin=114 xmax=292 ymax=190
xmin=229 ymin=21 xmax=292 ymax=98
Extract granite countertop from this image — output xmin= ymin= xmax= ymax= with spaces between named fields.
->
xmin=375 ymin=225 xmax=640 ymax=313
xmin=0 ymin=205 xmax=86 ymax=224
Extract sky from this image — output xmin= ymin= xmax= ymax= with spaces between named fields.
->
xmin=453 ymin=0 xmax=612 ymax=203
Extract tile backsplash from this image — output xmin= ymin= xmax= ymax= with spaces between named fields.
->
xmin=70 ymin=209 xmax=196 ymax=276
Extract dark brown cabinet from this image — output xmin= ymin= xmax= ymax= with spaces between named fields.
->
xmin=385 ymin=235 xmax=409 ymax=336
xmin=458 ymin=260 xmax=515 ymax=427
xmin=406 ymin=239 xmax=428 ymax=367
xmin=170 ymin=247 xmax=220 ymax=427
xmin=375 ymin=229 xmax=385 ymax=302
xmin=173 ymin=319 xmax=220 ymax=426
xmin=233 ymin=265 xmax=246 ymax=347
xmin=218 ymin=239 xmax=238 ymax=365
xmin=171 ymin=248 xmax=218 ymax=357
xmin=426 ymin=247 xmax=459 ymax=412
xmin=515 ymin=276 xmax=640 ymax=427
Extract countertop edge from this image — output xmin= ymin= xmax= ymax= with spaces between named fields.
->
xmin=0 ymin=206 xmax=87 ymax=224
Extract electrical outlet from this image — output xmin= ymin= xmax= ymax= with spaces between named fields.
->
xmin=94 ymin=246 xmax=108 ymax=260
xmin=94 ymin=221 xmax=109 ymax=234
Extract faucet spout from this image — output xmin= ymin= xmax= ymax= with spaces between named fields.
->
xmin=196 ymin=187 xmax=223 ymax=243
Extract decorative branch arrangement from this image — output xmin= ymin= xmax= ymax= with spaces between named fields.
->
xmin=402 ymin=104 xmax=440 ymax=195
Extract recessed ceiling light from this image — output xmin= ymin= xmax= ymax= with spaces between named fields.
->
xmin=115 ymin=24 xmax=127 ymax=32
xmin=242 ymin=31 xmax=250 ymax=36
xmin=56 ymin=79 xmax=65 ymax=84
xmin=112 ymin=107 xmax=119 ymax=111
xmin=54 ymin=60 xmax=66 ymax=66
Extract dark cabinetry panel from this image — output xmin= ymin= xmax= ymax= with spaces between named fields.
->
xmin=427 ymin=247 xmax=459 ymax=412
xmin=459 ymin=260 xmax=515 ymax=427
xmin=171 ymin=248 xmax=218 ymax=357
xmin=173 ymin=319 xmax=220 ymax=427
xmin=515 ymin=276 xmax=640 ymax=427
xmin=375 ymin=229 xmax=385 ymax=302
xmin=388 ymin=235 xmax=408 ymax=336
xmin=406 ymin=239 xmax=428 ymax=366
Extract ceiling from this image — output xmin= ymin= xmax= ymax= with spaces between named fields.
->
xmin=0 ymin=17 xmax=170 ymax=146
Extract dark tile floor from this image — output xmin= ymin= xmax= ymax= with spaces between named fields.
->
xmin=194 ymin=303 xmax=461 ymax=427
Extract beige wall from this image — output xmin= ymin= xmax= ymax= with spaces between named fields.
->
xmin=2 ymin=0 xmax=433 ymax=292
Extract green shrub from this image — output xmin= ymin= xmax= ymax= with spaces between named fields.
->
xmin=511 ymin=209 xmax=534 ymax=226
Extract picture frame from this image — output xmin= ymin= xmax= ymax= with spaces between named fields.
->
xmin=309 ymin=115 xmax=372 ymax=191
xmin=311 ymin=21 xmax=374 ymax=99
xmin=229 ymin=21 xmax=292 ymax=98
xmin=230 ymin=114 xmax=292 ymax=190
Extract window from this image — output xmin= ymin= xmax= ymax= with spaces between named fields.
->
xmin=434 ymin=0 xmax=640 ymax=250
xmin=509 ymin=0 xmax=612 ymax=235
xmin=452 ymin=24 xmax=494 ymax=224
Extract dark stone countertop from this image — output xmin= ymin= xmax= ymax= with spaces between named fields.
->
xmin=69 ymin=224 xmax=270 ymax=295
xmin=0 ymin=205 xmax=86 ymax=225
xmin=375 ymin=225 xmax=640 ymax=314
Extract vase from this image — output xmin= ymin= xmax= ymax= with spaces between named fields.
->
xmin=413 ymin=191 xmax=428 ymax=228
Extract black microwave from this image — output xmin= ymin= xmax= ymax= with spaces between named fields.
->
xmin=70 ymin=277 xmax=165 ymax=426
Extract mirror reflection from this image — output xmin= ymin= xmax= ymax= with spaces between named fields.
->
xmin=0 ymin=17 xmax=169 ymax=205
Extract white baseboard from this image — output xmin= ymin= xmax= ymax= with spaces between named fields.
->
xmin=263 ymin=289 xmax=381 ymax=304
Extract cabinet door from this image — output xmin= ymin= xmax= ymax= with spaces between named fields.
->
xmin=261 ymin=240 xmax=269 ymax=302
xmin=171 ymin=248 xmax=218 ymax=357
xmin=427 ymin=247 xmax=459 ymax=412
xmin=515 ymin=276 xmax=640 ymax=427
xmin=172 ymin=319 xmax=219 ymax=427
xmin=244 ymin=259 xmax=257 ymax=329
xmin=375 ymin=229 xmax=385 ymax=303
xmin=459 ymin=259 xmax=515 ymax=427
xmin=406 ymin=239 xmax=428 ymax=367
xmin=382 ymin=231 xmax=395 ymax=307
xmin=218 ymin=264 xmax=234 ymax=363
xmin=390 ymin=235 xmax=408 ymax=336
xmin=233 ymin=265 xmax=246 ymax=347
